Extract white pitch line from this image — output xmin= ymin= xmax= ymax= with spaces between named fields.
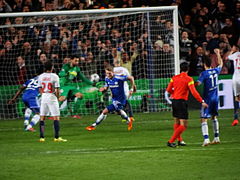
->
xmin=13 ymin=142 xmax=240 ymax=155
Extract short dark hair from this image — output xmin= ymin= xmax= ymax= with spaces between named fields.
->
xmin=105 ymin=65 xmax=113 ymax=72
xmin=180 ymin=62 xmax=189 ymax=72
xmin=203 ymin=57 xmax=211 ymax=68
xmin=44 ymin=60 xmax=53 ymax=71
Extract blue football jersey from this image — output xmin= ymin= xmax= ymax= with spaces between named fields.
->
xmin=22 ymin=76 xmax=39 ymax=100
xmin=105 ymin=75 xmax=128 ymax=104
xmin=198 ymin=67 xmax=222 ymax=99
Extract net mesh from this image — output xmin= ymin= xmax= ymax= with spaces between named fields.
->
xmin=0 ymin=8 xmax=178 ymax=118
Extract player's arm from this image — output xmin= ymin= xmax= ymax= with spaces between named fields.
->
xmin=188 ymin=81 xmax=208 ymax=108
xmin=165 ymin=78 xmax=174 ymax=104
xmin=214 ymin=48 xmax=223 ymax=68
xmin=55 ymin=88 xmax=60 ymax=99
xmin=8 ymin=85 xmax=26 ymax=104
xmin=127 ymin=75 xmax=136 ymax=93
xmin=79 ymin=71 xmax=93 ymax=86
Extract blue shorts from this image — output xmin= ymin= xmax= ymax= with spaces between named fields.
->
xmin=201 ymin=97 xmax=218 ymax=118
xmin=107 ymin=101 xmax=125 ymax=112
xmin=22 ymin=95 xmax=40 ymax=113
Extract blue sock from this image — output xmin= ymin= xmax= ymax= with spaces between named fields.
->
xmin=54 ymin=120 xmax=60 ymax=139
xmin=39 ymin=121 xmax=45 ymax=138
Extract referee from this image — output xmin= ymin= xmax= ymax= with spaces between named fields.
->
xmin=166 ymin=62 xmax=208 ymax=147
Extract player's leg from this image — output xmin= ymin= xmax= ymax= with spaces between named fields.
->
xmin=25 ymin=97 xmax=40 ymax=131
xmin=211 ymin=115 xmax=220 ymax=144
xmin=39 ymin=103 xmax=48 ymax=142
xmin=49 ymin=101 xmax=67 ymax=142
xmin=123 ymin=100 xmax=134 ymax=122
xmin=232 ymin=80 xmax=240 ymax=125
xmin=232 ymin=95 xmax=239 ymax=126
xmin=167 ymin=99 xmax=187 ymax=147
xmin=71 ymin=91 xmax=83 ymax=118
xmin=24 ymin=107 xmax=32 ymax=129
xmin=86 ymin=108 xmax=108 ymax=131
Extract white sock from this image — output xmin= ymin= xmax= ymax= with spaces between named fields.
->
xmin=212 ymin=118 xmax=219 ymax=137
xmin=24 ymin=108 xmax=32 ymax=121
xmin=60 ymin=100 xmax=68 ymax=110
xmin=26 ymin=114 xmax=40 ymax=129
xmin=201 ymin=122 xmax=209 ymax=139
xmin=92 ymin=113 xmax=107 ymax=127
xmin=119 ymin=110 xmax=129 ymax=122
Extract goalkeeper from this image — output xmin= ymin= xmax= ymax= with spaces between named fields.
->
xmin=58 ymin=55 xmax=95 ymax=117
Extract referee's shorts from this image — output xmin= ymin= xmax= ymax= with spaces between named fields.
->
xmin=172 ymin=99 xmax=188 ymax=119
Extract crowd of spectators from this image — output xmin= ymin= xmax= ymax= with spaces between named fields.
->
xmin=0 ymin=0 xmax=239 ymax=85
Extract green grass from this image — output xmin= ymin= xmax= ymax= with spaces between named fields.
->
xmin=0 ymin=109 xmax=240 ymax=180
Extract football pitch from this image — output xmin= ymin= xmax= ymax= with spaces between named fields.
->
xmin=0 ymin=109 xmax=240 ymax=180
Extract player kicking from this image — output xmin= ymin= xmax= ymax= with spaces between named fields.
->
xmin=195 ymin=49 xmax=223 ymax=146
xmin=85 ymin=66 xmax=137 ymax=131
xmin=8 ymin=76 xmax=40 ymax=132
xmin=113 ymin=59 xmax=135 ymax=122
xmin=166 ymin=62 xmax=208 ymax=148
xmin=38 ymin=61 xmax=67 ymax=142
xmin=227 ymin=45 xmax=240 ymax=126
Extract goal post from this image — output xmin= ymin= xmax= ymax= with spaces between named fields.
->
xmin=0 ymin=6 xmax=179 ymax=118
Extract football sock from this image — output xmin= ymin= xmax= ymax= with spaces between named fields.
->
xmin=233 ymin=100 xmax=239 ymax=119
xmin=201 ymin=122 xmax=209 ymax=139
xmin=173 ymin=123 xmax=182 ymax=141
xmin=212 ymin=118 xmax=219 ymax=137
xmin=92 ymin=113 xmax=107 ymax=126
xmin=53 ymin=120 xmax=60 ymax=139
xmin=24 ymin=108 xmax=32 ymax=121
xmin=39 ymin=121 xmax=45 ymax=138
xmin=169 ymin=125 xmax=186 ymax=143
xmin=125 ymin=101 xmax=134 ymax=118
xmin=27 ymin=114 xmax=40 ymax=129
xmin=119 ymin=109 xmax=129 ymax=122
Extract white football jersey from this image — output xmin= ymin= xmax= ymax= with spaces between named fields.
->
xmin=114 ymin=66 xmax=130 ymax=98
xmin=38 ymin=72 xmax=60 ymax=116
xmin=38 ymin=72 xmax=60 ymax=102
xmin=228 ymin=52 xmax=240 ymax=78
xmin=228 ymin=52 xmax=240 ymax=96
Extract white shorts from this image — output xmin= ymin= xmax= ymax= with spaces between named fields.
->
xmin=232 ymin=77 xmax=240 ymax=97
xmin=40 ymin=93 xmax=60 ymax=116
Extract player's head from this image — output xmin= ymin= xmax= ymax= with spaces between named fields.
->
xmin=70 ymin=54 xmax=80 ymax=66
xmin=203 ymin=57 xmax=211 ymax=69
xmin=180 ymin=62 xmax=189 ymax=72
xmin=44 ymin=60 xmax=54 ymax=72
xmin=105 ymin=66 xmax=114 ymax=78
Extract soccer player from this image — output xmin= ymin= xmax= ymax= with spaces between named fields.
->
xmin=85 ymin=66 xmax=136 ymax=131
xmin=227 ymin=45 xmax=240 ymax=126
xmin=113 ymin=59 xmax=135 ymax=122
xmin=38 ymin=60 xmax=66 ymax=142
xmin=166 ymin=62 xmax=208 ymax=148
xmin=58 ymin=55 xmax=94 ymax=118
xmin=195 ymin=48 xmax=223 ymax=146
xmin=8 ymin=76 xmax=40 ymax=132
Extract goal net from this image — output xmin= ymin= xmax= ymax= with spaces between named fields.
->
xmin=0 ymin=7 xmax=179 ymax=118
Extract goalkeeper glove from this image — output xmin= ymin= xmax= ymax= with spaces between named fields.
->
xmin=69 ymin=71 xmax=77 ymax=77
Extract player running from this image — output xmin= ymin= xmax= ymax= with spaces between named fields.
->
xmin=85 ymin=66 xmax=136 ymax=131
xmin=38 ymin=60 xmax=66 ymax=142
xmin=113 ymin=59 xmax=135 ymax=122
xmin=8 ymin=76 xmax=40 ymax=132
xmin=195 ymin=48 xmax=223 ymax=146
xmin=165 ymin=62 xmax=208 ymax=148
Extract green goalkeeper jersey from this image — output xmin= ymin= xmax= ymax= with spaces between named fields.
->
xmin=59 ymin=64 xmax=93 ymax=86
